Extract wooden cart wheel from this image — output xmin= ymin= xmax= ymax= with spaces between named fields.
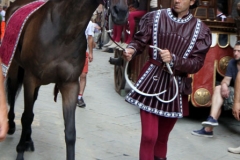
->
xmin=114 ymin=49 xmax=126 ymax=94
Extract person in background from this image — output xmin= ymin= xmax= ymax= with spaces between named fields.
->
xmin=123 ymin=0 xmax=211 ymax=159
xmin=105 ymin=0 xmax=158 ymax=50
xmin=92 ymin=19 xmax=102 ymax=49
xmin=77 ymin=20 xmax=94 ymax=108
xmin=191 ymin=41 xmax=240 ymax=138
xmin=0 ymin=6 xmax=7 ymax=43
xmin=216 ymin=3 xmax=226 ymax=21
xmin=0 ymin=58 xmax=8 ymax=142
xmin=227 ymin=70 xmax=240 ymax=154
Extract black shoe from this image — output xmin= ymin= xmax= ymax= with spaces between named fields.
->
xmin=77 ymin=98 xmax=86 ymax=108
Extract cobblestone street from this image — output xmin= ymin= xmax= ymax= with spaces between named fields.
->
xmin=0 ymin=49 xmax=240 ymax=160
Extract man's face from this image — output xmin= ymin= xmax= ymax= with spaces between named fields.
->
xmin=237 ymin=3 xmax=240 ymax=10
xmin=233 ymin=45 xmax=240 ymax=61
xmin=173 ymin=0 xmax=195 ymax=15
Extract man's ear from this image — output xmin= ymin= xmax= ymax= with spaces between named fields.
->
xmin=190 ymin=0 xmax=196 ymax=6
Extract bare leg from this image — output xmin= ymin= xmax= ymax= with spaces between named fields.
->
xmin=227 ymin=73 xmax=240 ymax=153
xmin=210 ymin=85 xmax=224 ymax=119
xmin=79 ymin=72 xmax=87 ymax=95
xmin=205 ymin=85 xmax=224 ymax=132
xmin=233 ymin=72 xmax=240 ymax=121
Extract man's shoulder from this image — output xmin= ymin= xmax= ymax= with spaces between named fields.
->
xmin=225 ymin=59 xmax=236 ymax=70
xmin=228 ymin=59 xmax=236 ymax=65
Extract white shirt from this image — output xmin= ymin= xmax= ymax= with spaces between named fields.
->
xmin=93 ymin=23 xmax=101 ymax=34
xmin=1 ymin=10 xmax=6 ymax=21
xmin=85 ymin=21 xmax=95 ymax=39
xmin=217 ymin=13 xmax=227 ymax=21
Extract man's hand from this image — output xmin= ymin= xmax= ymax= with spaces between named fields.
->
xmin=0 ymin=106 xmax=8 ymax=142
xmin=232 ymin=103 xmax=240 ymax=121
xmin=159 ymin=49 xmax=172 ymax=63
xmin=89 ymin=52 xmax=93 ymax=62
xmin=123 ymin=48 xmax=135 ymax=61
xmin=221 ymin=84 xmax=230 ymax=98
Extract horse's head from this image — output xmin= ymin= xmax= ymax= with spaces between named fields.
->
xmin=99 ymin=0 xmax=128 ymax=25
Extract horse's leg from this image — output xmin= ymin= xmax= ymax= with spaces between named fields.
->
xmin=7 ymin=76 xmax=17 ymax=135
xmin=7 ymin=64 xmax=24 ymax=135
xmin=16 ymin=74 xmax=40 ymax=160
xmin=59 ymin=81 xmax=78 ymax=160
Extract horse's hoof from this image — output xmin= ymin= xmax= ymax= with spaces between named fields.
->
xmin=8 ymin=126 xmax=16 ymax=135
xmin=16 ymin=152 xmax=24 ymax=160
xmin=8 ymin=121 xmax=16 ymax=135
xmin=25 ymin=140 xmax=35 ymax=152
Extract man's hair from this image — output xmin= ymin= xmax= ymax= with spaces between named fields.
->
xmin=217 ymin=3 xmax=224 ymax=13
xmin=3 ymin=6 xmax=7 ymax=10
xmin=190 ymin=0 xmax=199 ymax=10
xmin=236 ymin=41 xmax=240 ymax=46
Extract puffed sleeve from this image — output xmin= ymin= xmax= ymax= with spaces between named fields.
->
xmin=127 ymin=11 xmax=155 ymax=55
xmin=173 ymin=23 xmax=212 ymax=74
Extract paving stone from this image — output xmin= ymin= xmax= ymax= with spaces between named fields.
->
xmin=1 ymin=49 xmax=240 ymax=160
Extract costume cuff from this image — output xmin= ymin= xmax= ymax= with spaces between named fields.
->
xmin=169 ymin=54 xmax=175 ymax=67
xmin=126 ymin=46 xmax=137 ymax=57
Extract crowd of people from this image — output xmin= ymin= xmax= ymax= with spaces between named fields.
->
xmin=1 ymin=0 xmax=240 ymax=160
xmin=103 ymin=0 xmax=158 ymax=51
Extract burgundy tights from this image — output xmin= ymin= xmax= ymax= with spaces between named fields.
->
xmin=125 ymin=10 xmax=146 ymax=44
xmin=139 ymin=110 xmax=177 ymax=160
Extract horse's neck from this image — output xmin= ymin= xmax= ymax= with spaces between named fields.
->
xmin=55 ymin=0 xmax=99 ymax=41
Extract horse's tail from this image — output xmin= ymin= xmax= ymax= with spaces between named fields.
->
xmin=6 ymin=65 xmax=24 ymax=107
xmin=53 ymin=84 xmax=59 ymax=102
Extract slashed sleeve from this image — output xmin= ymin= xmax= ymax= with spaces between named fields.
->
xmin=173 ymin=23 xmax=212 ymax=74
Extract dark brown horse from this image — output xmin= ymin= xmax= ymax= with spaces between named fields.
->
xmin=4 ymin=0 xmax=128 ymax=160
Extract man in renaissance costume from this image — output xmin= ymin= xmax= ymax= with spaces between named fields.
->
xmin=123 ymin=0 xmax=212 ymax=159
